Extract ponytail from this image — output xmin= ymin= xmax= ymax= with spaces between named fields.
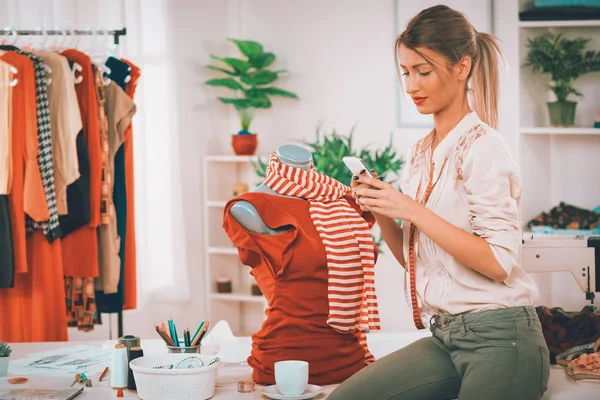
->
xmin=471 ymin=32 xmax=503 ymax=129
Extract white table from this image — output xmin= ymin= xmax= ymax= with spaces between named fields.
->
xmin=1 ymin=340 xmax=336 ymax=399
xmin=1 ymin=334 xmax=598 ymax=399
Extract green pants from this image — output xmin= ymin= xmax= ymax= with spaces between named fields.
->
xmin=328 ymin=306 xmax=550 ymax=400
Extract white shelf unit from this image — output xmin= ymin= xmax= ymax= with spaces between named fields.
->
xmin=496 ymin=1 xmax=600 ymax=225
xmin=210 ymin=293 xmax=267 ymax=303
xmin=495 ymin=1 xmax=600 ymax=312
xmin=202 ymin=155 xmax=268 ymax=336
xmin=519 ymin=19 xmax=600 ymax=28
xmin=207 ymin=246 xmax=239 ymax=255
xmin=206 ymin=200 xmax=228 ymax=208
xmin=520 ymin=127 xmax=600 ymax=135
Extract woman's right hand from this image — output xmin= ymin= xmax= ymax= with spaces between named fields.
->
xmin=351 ymin=169 xmax=379 ymax=212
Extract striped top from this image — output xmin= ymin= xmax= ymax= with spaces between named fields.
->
xmin=264 ymin=153 xmax=380 ymax=362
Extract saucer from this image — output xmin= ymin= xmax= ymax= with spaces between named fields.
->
xmin=261 ymin=384 xmax=323 ymax=399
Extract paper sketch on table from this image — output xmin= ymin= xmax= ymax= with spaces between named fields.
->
xmin=10 ymin=345 xmax=111 ymax=373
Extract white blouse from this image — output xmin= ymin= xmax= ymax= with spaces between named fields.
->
xmin=399 ymin=112 xmax=538 ymax=323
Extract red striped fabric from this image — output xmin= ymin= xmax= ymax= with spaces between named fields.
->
xmin=264 ymin=153 xmax=380 ymax=364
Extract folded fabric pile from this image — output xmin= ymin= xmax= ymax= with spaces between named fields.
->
xmin=527 ymin=202 xmax=600 ymax=232
xmin=567 ymin=352 xmax=600 ymax=380
xmin=536 ymin=305 xmax=600 ymax=364
xmin=520 ymin=0 xmax=600 ymax=20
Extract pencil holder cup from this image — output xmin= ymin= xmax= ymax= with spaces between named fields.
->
xmin=167 ymin=344 xmax=201 ymax=354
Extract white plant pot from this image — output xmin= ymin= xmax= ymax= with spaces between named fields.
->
xmin=0 ymin=357 xmax=8 ymax=377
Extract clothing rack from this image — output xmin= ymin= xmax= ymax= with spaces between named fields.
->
xmin=0 ymin=28 xmax=127 ymax=45
xmin=0 ymin=27 xmax=127 ymax=340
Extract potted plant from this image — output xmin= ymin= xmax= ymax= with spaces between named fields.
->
xmin=252 ymin=125 xmax=404 ymax=252
xmin=524 ymin=32 xmax=600 ymax=126
xmin=0 ymin=341 xmax=11 ymax=377
xmin=205 ymin=39 xmax=299 ymax=155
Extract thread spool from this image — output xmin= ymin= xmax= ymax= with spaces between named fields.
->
xmin=110 ymin=344 xmax=128 ymax=389
xmin=127 ymin=346 xmax=144 ymax=391
xmin=238 ymin=380 xmax=255 ymax=393
xmin=118 ymin=335 xmax=141 ymax=357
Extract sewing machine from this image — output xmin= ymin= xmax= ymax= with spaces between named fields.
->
xmin=522 ymin=234 xmax=600 ymax=312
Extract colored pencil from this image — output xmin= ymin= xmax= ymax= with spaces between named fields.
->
xmin=184 ymin=329 xmax=191 ymax=347
xmin=191 ymin=325 xmax=205 ymax=346
xmin=192 ymin=320 xmax=210 ymax=346
xmin=154 ymin=319 xmax=212 ymax=348
xmin=168 ymin=319 xmax=180 ymax=347
xmin=190 ymin=320 xmax=205 ymax=346
xmin=155 ymin=325 xmax=175 ymax=346
xmin=197 ymin=321 xmax=210 ymax=344
xmin=99 ymin=366 xmax=109 ymax=382
xmin=159 ymin=322 xmax=171 ymax=342
xmin=190 ymin=322 xmax=205 ymax=346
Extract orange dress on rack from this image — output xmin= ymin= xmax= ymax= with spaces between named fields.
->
xmin=0 ymin=50 xmax=67 ymax=342
xmin=121 ymin=59 xmax=140 ymax=310
xmin=223 ymin=192 xmax=375 ymax=385
xmin=59 ymin=49 xmax=101 ymax=278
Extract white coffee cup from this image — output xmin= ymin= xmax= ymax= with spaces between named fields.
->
xmin=274 ymin=360 xmax=309 ymax=396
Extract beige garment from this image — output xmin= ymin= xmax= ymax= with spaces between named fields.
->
xmin=400 ymin=112 xmax=538 ymax=326
xmin=33 ymin=50 xmax=83 ymax=215
xmin=96 ymin=82 xmax=136 ymax=294
xmin=0 ymin=61 xmax=12 ymax=195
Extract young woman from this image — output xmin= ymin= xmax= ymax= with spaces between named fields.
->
xmin=328 ymin=5 xmax=550 ymax=400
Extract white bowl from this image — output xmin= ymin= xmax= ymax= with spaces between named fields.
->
xmin=130 ymin=354 xmax=220 ymax=400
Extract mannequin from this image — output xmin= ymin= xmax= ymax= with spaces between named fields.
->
xmin=229 ymin=144 xmax=311 ymax=234
xmin=222 ymin=144 xmax=380 ymax=385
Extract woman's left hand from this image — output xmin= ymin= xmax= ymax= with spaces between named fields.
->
xmin=354 ymin=175 xmax=422 ymax=223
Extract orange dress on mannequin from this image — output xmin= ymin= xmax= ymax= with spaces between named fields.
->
xmin=223 ymin=192 xmax=377 ymax=385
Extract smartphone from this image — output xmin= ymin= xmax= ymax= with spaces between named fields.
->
xmin=342 ymin=156 xmax=374 ymax=178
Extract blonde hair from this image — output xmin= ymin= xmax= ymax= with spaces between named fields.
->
xmin=395 ymin=5 xmax=503 ymax=128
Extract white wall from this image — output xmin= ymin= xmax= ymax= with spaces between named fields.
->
xmin=208 ymin=0 xmax=400 ymax=153
xmin=217 ymin=0 xmax=416 ymax=332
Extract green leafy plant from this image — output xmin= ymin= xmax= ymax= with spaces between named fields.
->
xmin=524 ymin=32 xmax=600 ymax=102
xmin=0 ymin=342 xmax=11 ymax=357
xmin=251 ymin=126 xmax=405 ymax=252
xmin=204 ymin=39 xmax=299 ymax=133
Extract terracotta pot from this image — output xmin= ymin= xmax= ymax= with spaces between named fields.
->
xmin=231 ymin=134 xmax=258 ymax=156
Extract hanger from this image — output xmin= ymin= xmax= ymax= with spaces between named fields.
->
xmin=49 ymin=26 xmax=64 ymax=51
xmin=1 ymin=26 xmax=18 ymax=46
xmin=58 ymin=28 xmax=83 ymax=84
xmin=33 ymin=27 xmax=53 ymax=85
xmin=21 ymin=27 xmax=35 ymax=50
xmin=87 ymin=28 xmax=112 ymax=86
xmin=31 ymin=26 xmax=47 ymax=50
xmin=73 ymin=62 xmax=83 ymax=84
xmin=9 ymin=65 xmax=18 ymax=87
xmin=74 ymin=29 xmax=82 ymax=49
xmin=66 ymin=28 xmax=78 ymax=50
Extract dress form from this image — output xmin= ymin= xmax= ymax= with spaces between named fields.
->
xmin=229 ymin=145 xmax=311 ymax=234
